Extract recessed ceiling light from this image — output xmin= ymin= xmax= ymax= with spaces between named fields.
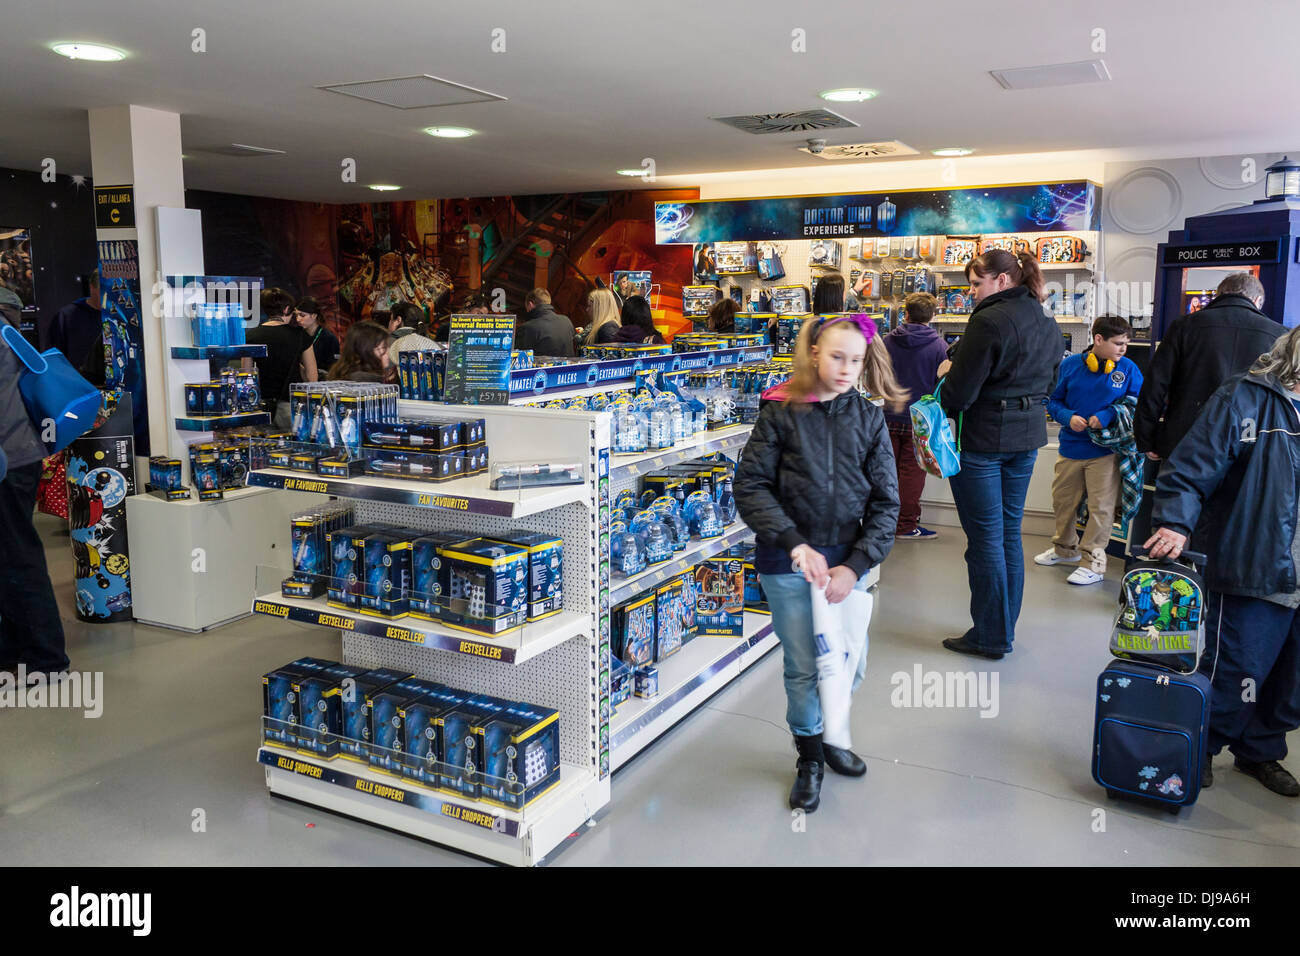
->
xmin=52 ymin=42 xmax=125 ymax=61
xmin=616 ymin=168 xmax=648 ymax=177
xmin=819 ymin=88 xmax=878 ymax=103
xmin=423 ymin=126 xmax=474 ymax=138
xmin=932 ymin=147 xmax=974 ymax=156
xmin=368 ymin=184 xmax=401 ymax=191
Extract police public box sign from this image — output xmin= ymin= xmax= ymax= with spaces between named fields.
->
xmin=1161 ymin=240 xmax=1280 ymax=266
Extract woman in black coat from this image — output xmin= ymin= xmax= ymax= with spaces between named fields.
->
xmin=938 ymin=250 xmax=1061 ymax=659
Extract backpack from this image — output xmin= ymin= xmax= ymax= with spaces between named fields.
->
xmin=908 ymin=380 xmax=961 ymax=478
xmin=1111 ymin=551 xmax=1206 ymax=674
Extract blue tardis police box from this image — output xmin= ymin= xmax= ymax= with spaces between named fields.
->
xmin=1151 ymin=157 xmax=1300 ymax=341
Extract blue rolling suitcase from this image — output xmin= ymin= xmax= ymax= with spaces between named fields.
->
xmin=1092 ymin=660 xmax=1211 ymax=813
xmin=1092 ymin=549 xmax=1211 ymax=814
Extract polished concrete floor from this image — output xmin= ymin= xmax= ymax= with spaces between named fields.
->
xmin=2 ymin=515 xmax=1296 ymax=866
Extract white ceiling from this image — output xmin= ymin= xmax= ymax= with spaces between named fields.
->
xmin=2 ymin=0 xmax=1299 ymax=202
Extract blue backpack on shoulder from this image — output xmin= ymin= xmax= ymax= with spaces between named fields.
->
xmin=908 ymin=379 xmax=961 ymax=478
xmin=0 ymin=324 xmax=101 ymax=453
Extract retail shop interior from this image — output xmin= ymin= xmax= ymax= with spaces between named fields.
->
xmin=2 ymin=2 xmax=1299 ymax=875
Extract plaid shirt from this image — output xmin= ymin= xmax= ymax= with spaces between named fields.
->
xmin=1079 ymin=395 xmax=1144 ymax=525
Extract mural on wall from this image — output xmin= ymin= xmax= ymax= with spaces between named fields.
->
xmin=191 ymin=188 xmax=697 ymax=341
xmin=0 ymin=227 xmax=34 ymax=311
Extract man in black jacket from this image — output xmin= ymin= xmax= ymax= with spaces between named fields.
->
xmin=516 ymin=289 xmax=575 ymax=358
xmin=1135 ymin=274 xmax=1281 ymax=461
xmin=1146 ymin=332 xmax=1300 ymax=797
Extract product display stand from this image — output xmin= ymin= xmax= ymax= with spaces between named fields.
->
xmin=250 ymin=377 xmax=831 ymax=863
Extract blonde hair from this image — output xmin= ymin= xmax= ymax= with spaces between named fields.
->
xmin=1250 ymin=324 xmax=1300 ymax=390
xmin=784 ymin=316 xmax=909 ymax=411
xmin=584 ymin=288 xmax=621 ymax=345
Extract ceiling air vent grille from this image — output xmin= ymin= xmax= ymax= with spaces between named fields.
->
xmin=798 ymin=140 xmax=919 ymax=160
xmin=317 ymin=74 xmax=507 ymax=109
xmin=712 ymin=110 xmax=859 ymax=134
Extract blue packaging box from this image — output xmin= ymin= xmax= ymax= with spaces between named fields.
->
xmin=438 ymin=694 xmax=511 ymax=799
xmin=480 ymin=701 xmax=561 ymax=809
xmin=613 ymin=592 xmax=655 ymax=667
xmin=367 ymin=677 xmax=444 ymax=774
xmin=261 ymin=657 xmax=336 ymax=747
xmin=326 ymin=525 xmax=379 ymax=609
xmin=439 ymin=538 xmax=529 ymax=636
xmin=358 ymin=532 xmax=414 ymax=618
xmin=484 ymin=531 xmax=563 ymax=621
xmin=335 ymin=667 xmax=412 ymax=762
xmin=398 ymin=684 xmax=468 ymax=788
xmin=409 ymin=531 xmax=470 ymax=621
xmin=655 ymin=578 xmax=685 ymax=662
xmin=695 ymin=556 xmax=745 ymax=636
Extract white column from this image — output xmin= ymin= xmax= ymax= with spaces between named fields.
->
xmin=88 ymin=104 xmax=186 ymax=457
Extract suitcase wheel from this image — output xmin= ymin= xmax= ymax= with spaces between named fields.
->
xmin=1105 ymin=790 xmax=1118 ymax=801
xmin=1166 ymin=805 xmax=1181 ymax=816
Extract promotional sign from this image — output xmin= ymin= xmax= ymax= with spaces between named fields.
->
xmin=67 ymin=395 xmax=135 ymax=623
xmin=1160 ymin=240 xmax=1281 ymax=266
xmin=0 ymin=227 xmax=35 ymax=312
xmin=655 ymin=181 xmax=1100 ymax=244
xmin=94 ymin=185 xmax=136 ymax=229
xmin=442 ymin=313 xmax=515 ymax=405
xmin=98 ymin=239 xmax=149 ymax=454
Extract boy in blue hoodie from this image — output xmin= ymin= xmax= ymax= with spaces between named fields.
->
xmin=883 ymin=293 xmax=950 ymax=540
xmin=1037 ymin=315 xmax=1143 ymax=585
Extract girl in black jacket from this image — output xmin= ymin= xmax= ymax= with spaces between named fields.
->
xmin=938 ymin=250 xmax=1060 ymax=661
xmin=735 ymin=314 xmax=903 ymax=812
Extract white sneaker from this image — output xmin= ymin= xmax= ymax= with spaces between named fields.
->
xmin=1034 ymin=548 xmax=1080 ymax=566
xmin=1066 ymin=567 xmax=1104 ymax=586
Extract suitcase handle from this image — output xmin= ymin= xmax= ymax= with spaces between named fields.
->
xmin=1131 ymin=546 xmax=1207 ymax=567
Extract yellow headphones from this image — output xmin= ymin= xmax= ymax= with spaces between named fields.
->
xmin=1085 ymin=351 xmax=1115 ymax=375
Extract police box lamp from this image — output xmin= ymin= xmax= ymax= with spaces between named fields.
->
xmin=1261 ymin=156 xmax=1300 ymax=203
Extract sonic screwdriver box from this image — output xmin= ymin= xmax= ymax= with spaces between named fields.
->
xmin=367 ymin=677 xmax=445 ymax=775
xmin=485 ymin=531 xmax=563 ymax=621
xmin=439 ymin=538 xmax=529 ymax=636
xmin=336 ymin=667 xmax=413 ymax=762
xmin=398 ymin=684 xmax=467 ymax=788
xmin=363 ymin=419 xmax=463 ymax=452
xmin=261 ymin=657 xmax=336 ymax=747
xmin=481 ymin=701 xmax=561 ymax=809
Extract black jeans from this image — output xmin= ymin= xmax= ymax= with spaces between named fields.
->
xmin=0 ymin=461 xmax=69 ymax=671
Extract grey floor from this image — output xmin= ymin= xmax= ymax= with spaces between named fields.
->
xmin=3 ymin=515 xmax=1296 ymax=866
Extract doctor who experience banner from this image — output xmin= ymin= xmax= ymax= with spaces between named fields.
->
xmin=655 ymin=181 xmax=1100 ymax=244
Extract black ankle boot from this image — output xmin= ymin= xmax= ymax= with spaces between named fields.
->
xmin=790 ymin=734 xmax=824 ymax=812
xmin=823 ymin=743 xmax=867 ymax=777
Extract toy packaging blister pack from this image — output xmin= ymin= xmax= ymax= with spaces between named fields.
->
xmin=367 ymin=677 xmax=444 ymax=774
xmin=655 ymin=577 xmax=686 ymax=662
xmin=261 ymin=657 xmax=335 ymax=746
xmin=337 ymin=667 xmax=413 ymax=762
xmin=770 ymin=285 xmax=810 ymax=315
xmin=408 ymin=530 xmax=470 ymax=621
xmin=480 ymin=701 xmax=561 ymax=809
xmin=358 ymin=531 xmax=415 ymax=618
xmin=614 ymin=592 xmax=656 ymax=667
xmin=399 ymin=684 xmax=467 ymax=788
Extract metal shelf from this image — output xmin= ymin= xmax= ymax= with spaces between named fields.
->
xmin=931 ymin=262 xmax=1094 ymax=272
xmin=610 ymin=611 xmax=778 ymax=771
xmin=170 ymin=344 xmax=267 ymax=360
xmin=250 ymin=593 xmax=589 ymax=665
xmin=245 ymin=467 xmax=590 ymax=518
xmin=609 ymin=522 xmax=754 ymax=605
xmin=260 ymin=750 xmax=606 ymax=866
xmin=610 ymin=424 xmax=753 ymax=477
xmin=175 ymin=411 xmax=270 ymax=431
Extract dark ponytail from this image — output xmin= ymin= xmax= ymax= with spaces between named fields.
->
xmin=965 ymin=248 xmax=1045 ymax=303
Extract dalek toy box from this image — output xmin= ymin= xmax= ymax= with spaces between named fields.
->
xmin=480 ymin=701 xmax=561 ymax=809
xmin=438 ymin=538 xmax=529 ymax=635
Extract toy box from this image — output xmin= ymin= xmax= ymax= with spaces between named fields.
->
xmin=678 ymin=569 xmax=698 ymax=642
xmin=409 ymin=531 xmax=469 ymax=621
xmin=398 ymin=684 xmax=468 ymax=788
xmin=714 ymin=241 xmax=757 ymax=275
xmin=367 ymin=677 xmax=445 ymax=774
xmin=358 ymin=531 xmax=414 ymax=618
xmin=682 ymin=285 xmax=722 ymax=318
xmin=365 ymin=448 xmax=464 ymax=483
xmin=484 ymin=531 xmax=563 ymax=621
xmin=655 ymin=577 xmax=686 ymax=662
xmin=770 ymin=285 xmax=810 ymax=315
xmin=148 ymin=457 xmax=189 ymax=500
xmin=326 ymin=524 xmax=378 ymax=609
xmin=439 ymin=538 xmax=529 ymax=636
xmin=293 ymin=667 xmax=354 ymax=758
xmin=463 ymin=444 xmax=490 ymax=476
xmin=808 ymin=239 xmax=841 ymax=269
xmin=775 ymin=315 xmax=806 ymax=356
xmin=438 ymin=694 xmax=511 ymax=798
xmin=364 ymin=419 xmax=463 ymax=452
xmin=480 ymin=701 xmax=561 ymax=809
xmin=261 ymin=657 xmax=336 ymax=747
xmin=613 ymin=592 xmax=656 ymax=667
xmin=695 ymin=556 xmax=745 ymax=636
xmin=634 ymin=666 xmax=659 ymax=699
xmin=336 ymin=667 xmax=412 ymax=762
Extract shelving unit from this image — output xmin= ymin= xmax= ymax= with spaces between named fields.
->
xmin=249 ymin=363 xmax=783 ymax=864
xmin=169 ymin=343 xmax=266 ymax=360
xmin=175 ymin=411 xmax=270 ymax=431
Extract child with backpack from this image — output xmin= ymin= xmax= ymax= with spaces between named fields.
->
xmin=734 ymin=313 xmax=904 ymax=813
xmin=1037 ymin=315 xmax=1144 ymax=585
